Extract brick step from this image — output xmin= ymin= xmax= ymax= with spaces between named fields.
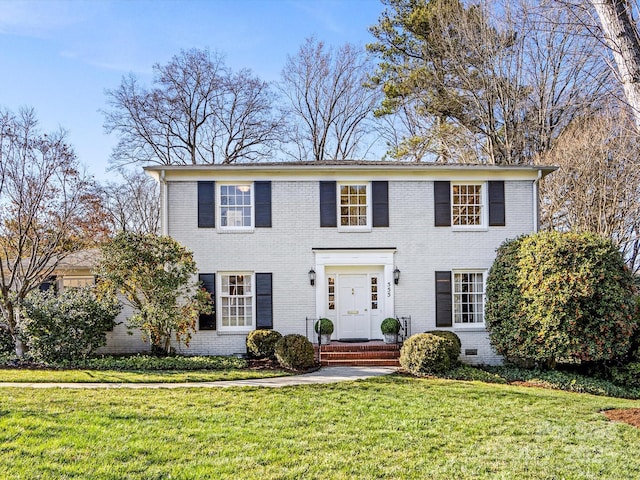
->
xmin=321 ymin=350 xmax=400 ymax=360
xmin=314 ymin=342 xmax=401 ymax=353
xmin=321 ymin=358 xmax=400 ymax=367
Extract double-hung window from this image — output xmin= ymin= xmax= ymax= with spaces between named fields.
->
xmin=338 ymin=183 xmax=370 ymax=229
xmin=219 ymin=184 xmax=253 ymax=230
xmin=453 ymin=271 xmax=485 ymax=326
xmin=220 ymin=273 xmax=254 ymax=330
xmin=452 ymin=183 xmax=485 ymax=227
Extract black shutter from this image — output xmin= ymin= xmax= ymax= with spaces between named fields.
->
xmin=372 ymin=181 xmax=389 ymax=227
xmin=198 ymin=181 xmax=215 ymax=228
xmin=435 ymin=271 xmax=453 ymax=327
xmin=199 ymin=273 xmax=216 ymax=330
xmin=434 ymin=181 xmax=451 ymax=227
xmin=488 ymin=181 xmax=505 ymax=226
xmin=320 ymin=181 xmax=337 ymax=227
xmin=254 ymin=181 xmax=272 ymax=228
xmin=255 ymin=273 xmax=273 ymax=329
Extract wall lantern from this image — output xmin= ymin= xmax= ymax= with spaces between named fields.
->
xmin=393 ymin=267 xmax=401 ymax=285
xmin=308 ymin=268 xmax=316 ymax=286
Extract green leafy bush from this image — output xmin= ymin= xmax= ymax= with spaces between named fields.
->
xmin=314 ymin=318 xmax=334 ymax=335
xmin=381 ymin=317 xmax=400 ymax=334
xmin=0 ymin=327 xmax=14 ymax=355
xmin=274 ymin=334 xmax=315 ymax=370
xmin=60 ymin=354 xmax=247 ymax=371
xmin=486 ymin=232 xmax=637 ymax=368
xmin=400 ymin=333 xmax=451 ymax=375
xmin=609 ymin=362 xmax=640 ymax=389
xmin=426 ymin=330 xmax=461 ymax=365
xmin=246 ymin=329 xmax=282 ymax=359
xmin=22 ymin=287 xmax=121 ymax=362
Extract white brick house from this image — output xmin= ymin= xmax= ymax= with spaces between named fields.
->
xmin=141 ymin=161 xmax=554 ymax=365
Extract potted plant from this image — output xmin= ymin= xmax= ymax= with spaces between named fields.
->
xmin=314 ymin=318 xmax=334 ymax=345
xmin=381 ymin=317 xmax=401 ymax=344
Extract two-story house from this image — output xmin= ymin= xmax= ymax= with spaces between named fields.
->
xmin=138 ymin=161 xmax=554 ymax=365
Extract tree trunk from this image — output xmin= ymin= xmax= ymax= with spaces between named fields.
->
xmin=590 ymin=0 xmax=640 ymax=130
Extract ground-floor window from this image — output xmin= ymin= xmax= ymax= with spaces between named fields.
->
xmin=220 ymin=273 xmax=253 ymax=329
xmin=453 ymin=271 xmax=485 ymax=325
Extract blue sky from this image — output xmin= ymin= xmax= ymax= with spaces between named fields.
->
xmin=0 ymin=0 xmax=385 ymax=180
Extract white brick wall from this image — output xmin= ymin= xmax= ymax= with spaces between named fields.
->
xmin=147 ymin=172 xmax=538 ymax=364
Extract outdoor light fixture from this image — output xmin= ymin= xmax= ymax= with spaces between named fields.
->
xmin=308 ymin=268 xmax=316 ymax=286
xmin=393 ymin=267 xmax=401 ymax=285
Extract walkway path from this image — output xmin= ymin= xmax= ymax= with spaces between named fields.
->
xmin=0 ymin=366 xmax=397 ymax=389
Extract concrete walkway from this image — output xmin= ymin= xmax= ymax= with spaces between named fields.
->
xmin=0 ymin=366 xmax=397 ymax=389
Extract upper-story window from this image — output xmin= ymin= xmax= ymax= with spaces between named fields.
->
xmin=452 ymin=183 xmax=485 ymax=227
xmin=338 ymin=183 xmax=370 ymax=229
xmin=219 ymin=184 xmax=253 ymax=229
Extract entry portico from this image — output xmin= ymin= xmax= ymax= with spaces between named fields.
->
xmin=313 ymin=248 xmax=396 ymax=341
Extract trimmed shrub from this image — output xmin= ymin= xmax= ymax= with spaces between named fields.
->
xmin=314 ymin=318 xmax=334 ymax=335
xmin=22 ymin=287 xmax=121 ymax=363
xmin=426 ymin=330 xmax=461 ymax=365
xmin=486 ymin=231 xmax=637 ymax=368
xmin=246 ymin=329 xmax=282 ymax=359
xmin=381 ymin=317 xmax=401 ymax=334
xmin=274 ymin=334 xmax=315 ymax=370
xmin=400 ymin=333 xmax=451 ymax=375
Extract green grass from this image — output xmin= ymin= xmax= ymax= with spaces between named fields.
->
xmin=0 ymin=367 xmax=289 ymax=383
xmin=1 ymin=375 xmax=639 ymax=479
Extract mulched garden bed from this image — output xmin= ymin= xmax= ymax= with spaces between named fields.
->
xmin=603 ymin=408 xmax=640 ymax=428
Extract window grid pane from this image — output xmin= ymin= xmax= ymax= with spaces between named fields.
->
xmin=452 ymin=184 xmax=482 ymax=226
xmin=371 ymin=276 xmax=378 ymax=310
xmin=453 ymin=272 xmax=485 ymax=324
xmin=339 ymin=184 xmax=368 ymax=226
xmin=327 ymin=276 xmax=335 ymax=310
xmin=220 ymin=185 xmax=252 ymax=227
xmin=221 ymin=274 xmax=252 ymax=327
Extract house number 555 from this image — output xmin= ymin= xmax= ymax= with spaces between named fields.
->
xmin=387 ymin=282 xmax=391 ymax=297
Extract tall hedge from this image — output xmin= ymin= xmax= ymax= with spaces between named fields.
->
xmin=485 ymin=231 xmax=637 ymax=368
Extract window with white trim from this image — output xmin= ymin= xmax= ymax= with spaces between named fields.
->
xmin=339 ymin=183 xmax=370 ymax=228
xmin=220 ymin=273 xmax=253 ymax=329
xmin=370 ymin=276 xmax=379 ymax=310
xmin=453 ymin=271 xmax=485 ymax=325
xmin=452 ymin=183 xmax=485 ymax=227
xmin=61 ymin=276 xmax=95 ymax=291
xmin=327 ymin=276 xmax=335 ymax=311
xmin=219 ymin=184 xmax=253 ymax=229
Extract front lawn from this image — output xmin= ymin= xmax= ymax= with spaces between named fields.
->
xmin=0 ymin=354 xmax=290 ymax=383
xmin=1 ymin=375 xmax=639 ymax=479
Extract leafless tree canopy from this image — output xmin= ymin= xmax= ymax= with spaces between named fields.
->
xmin=0 ymin=108 xmax=104 ymax=356
xmin=538 ymin=108 xmax=640 ymax=272
xmin=279 ymin=38 xmax=380 ymax=161
xmin=104 ymin=48 xmax=285 ymax=166
xmin=97 ymin=170 xmax=160 ymax=235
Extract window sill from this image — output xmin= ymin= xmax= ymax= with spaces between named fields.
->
xmin=337 ymin=227 xmax=373 ymax=233
xmin=217 ymin=228 xmax=255 ymax=234
xmin=216 ymin=329 xmax=254 ymax=335
xmin=453 ymin=325 xmax=487 ymax=332
xmin=451 ymin=226 xmax=488 ymax=232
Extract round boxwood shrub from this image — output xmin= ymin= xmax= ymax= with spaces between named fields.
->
xmin=486 ymin=231 xmax=637 ymax=369
xmin=381 ymin=317 xmax=401 ymax=334
xmin=426 ymin=330 xmax=461 ymax=365
xmin=400 ymin=333 xmax=451 ymax=375
xmin=274 ymin=334 xmax=315 ymax=370
xmin=246 ymin=329 xmax=282 ymax=359
xmin=314 ymin=318 xmax=334 ymax=335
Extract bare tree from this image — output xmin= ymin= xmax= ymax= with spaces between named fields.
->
xmin=588 ymin=0 xmax=640 ymax=129
xmin=104 ymin=48 xmax=285 ymax=166
xmin=538 ymin=107 xmax=640 ymax=272
xmin=0 ymin=108 xmax=106 ymax=356
xmin=280 ymin=38 xmax=380 ymax=161
xmin=98 ymin=170 xmax=160 ymax=235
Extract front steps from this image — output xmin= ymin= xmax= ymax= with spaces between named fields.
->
xmin=314 ymin=341 xmax=401 ymax=367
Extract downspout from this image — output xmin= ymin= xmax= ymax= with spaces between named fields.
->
xmin=533 ymin=169 xmax=542 ymax=233
xmin=161 ymin=169 xmax=169 ymax=236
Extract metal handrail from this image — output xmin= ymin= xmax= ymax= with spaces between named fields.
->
xmin=397 ymin=315 xmax=411 ymax=343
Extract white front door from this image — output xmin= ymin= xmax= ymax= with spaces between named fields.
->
xmin=338 ymin=274 xmax=370 ymax=339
